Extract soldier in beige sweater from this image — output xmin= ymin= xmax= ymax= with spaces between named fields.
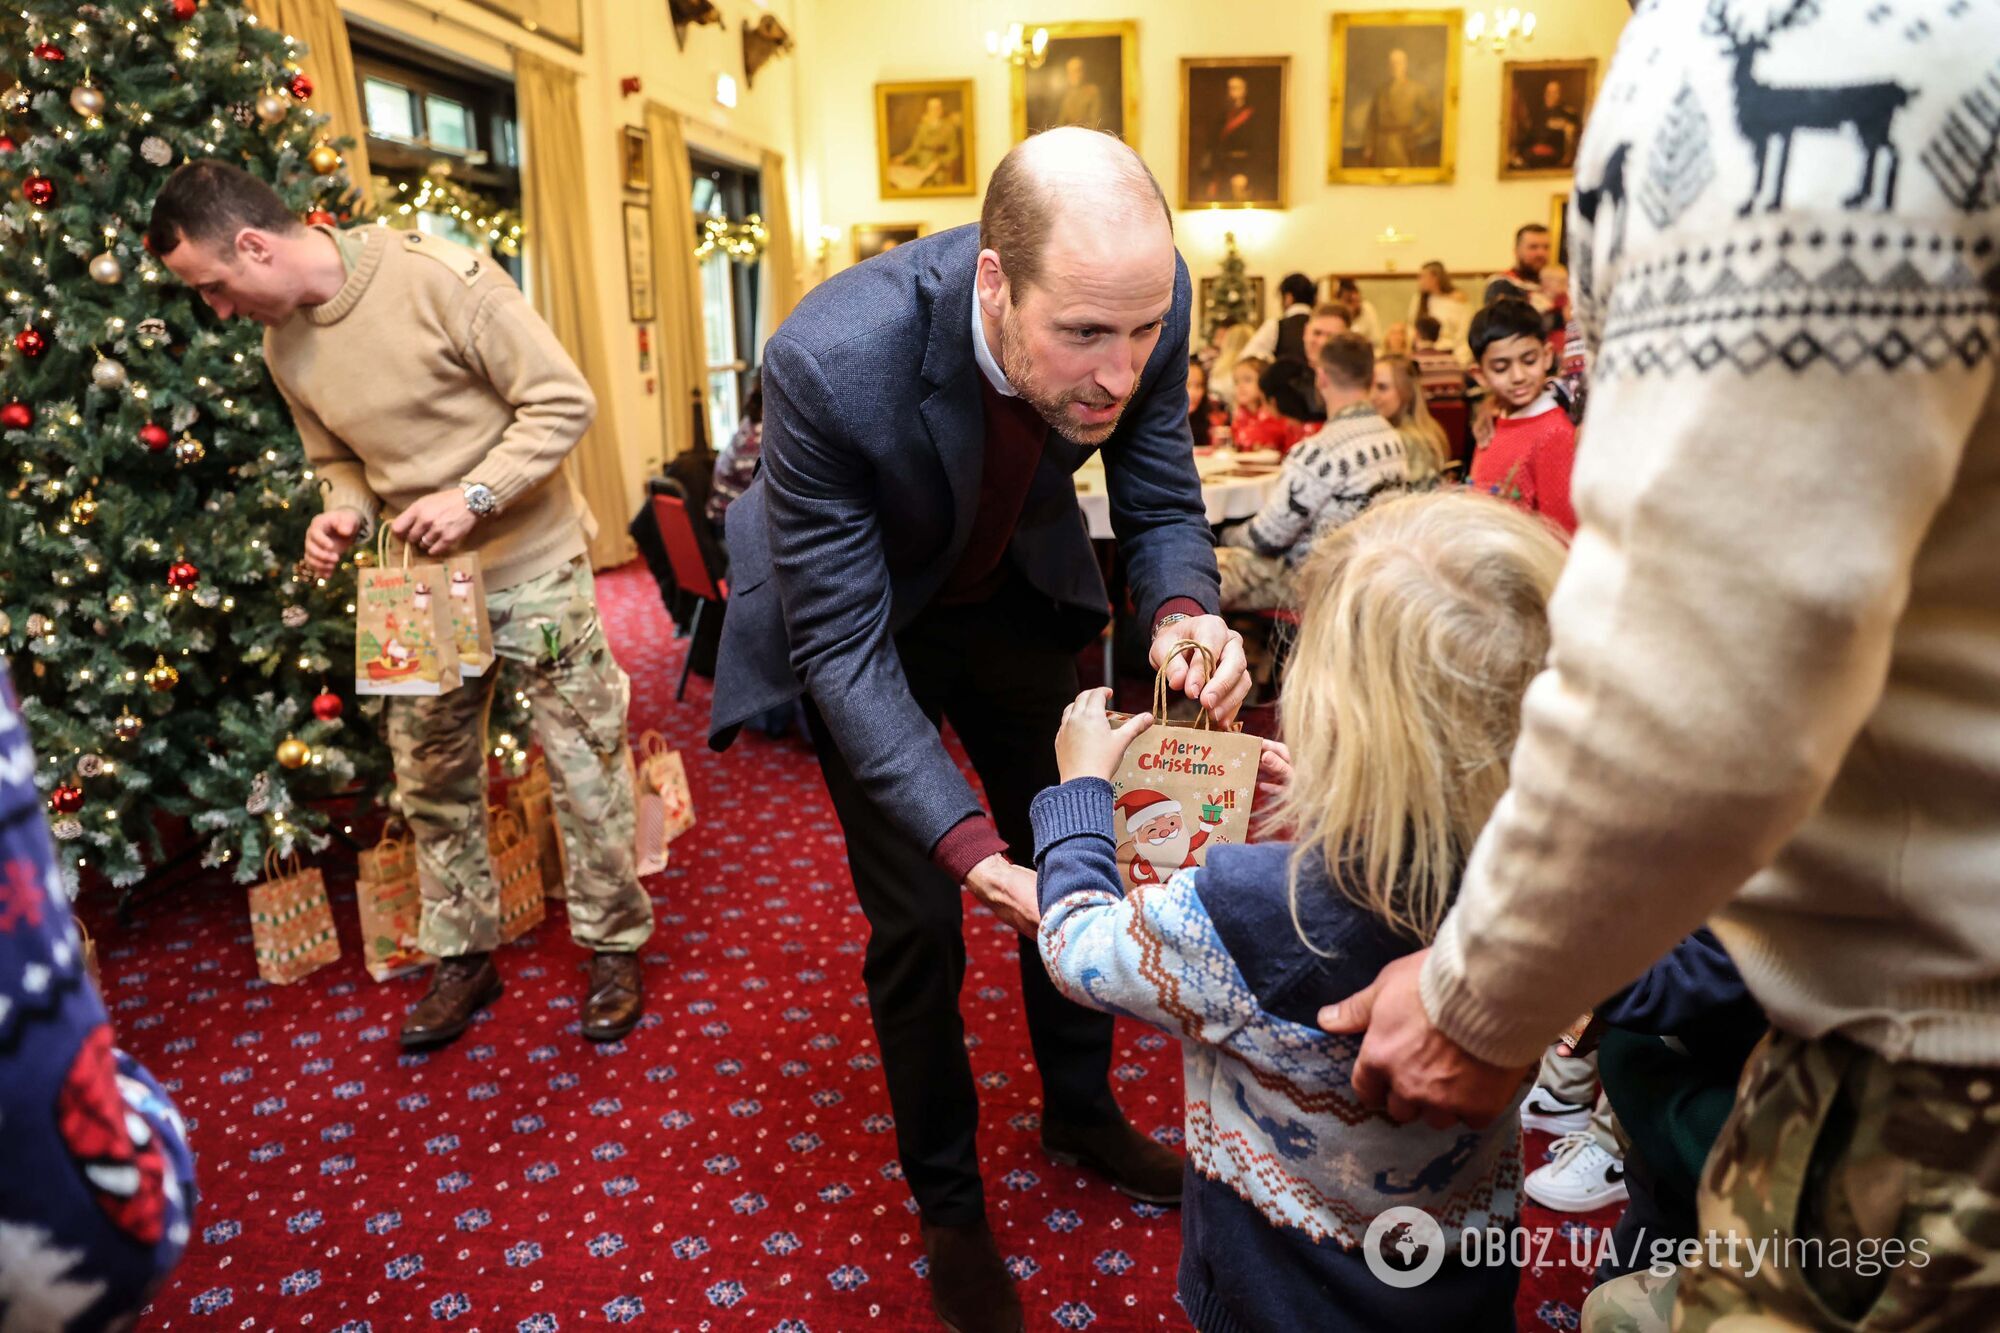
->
xmin=148 ymin=162 xmax=652 ymax=1049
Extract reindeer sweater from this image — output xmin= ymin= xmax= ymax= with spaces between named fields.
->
xmin=1422 ymin=0 xmax=2000 ymax=1069
xmin=1031 ymin=778 xmax=1522 ymax=1333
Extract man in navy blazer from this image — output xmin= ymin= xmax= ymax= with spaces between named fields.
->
xmin=708 ymin=129 xmax=1247 ymax=1332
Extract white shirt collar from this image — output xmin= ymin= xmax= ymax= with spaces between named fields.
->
xmin=1507 ymin=385 xmax=1562 ymax=420
xmin=971 ymin=279 xmax=1017 ymax=397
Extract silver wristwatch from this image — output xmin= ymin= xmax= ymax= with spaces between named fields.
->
xmin=460 ymin=481 xmax=498 ymax=517
xmin=1155 ymin=611 xmax=1193 ymax=633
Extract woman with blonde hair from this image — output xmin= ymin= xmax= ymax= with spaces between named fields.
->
xmin=1207 ymin=321 xmax=1255 ymax=411
xmin=1406 ymin=259 xmax=1470 ymax=358
xmin=1370 ymin=354 xmax=1452 ymax=481
xmin=1028 ymin=490 xmax=1562 ymax=1333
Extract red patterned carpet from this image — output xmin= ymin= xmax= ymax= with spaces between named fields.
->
xmin=94 ymin=562 xmax=1617 ymax=1331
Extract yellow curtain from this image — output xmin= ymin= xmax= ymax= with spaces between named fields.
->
xmin=759 ymin=149 xmax=800 ymax=342
xmin=242 ymin=0 xmax=374 ymax=200
xmin=516 ymin=51 xmax=634 ymax=568
xmin=646 ymin=104 xmax=709 ymax=462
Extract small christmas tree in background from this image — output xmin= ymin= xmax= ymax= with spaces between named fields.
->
xmin=0 ymin=0 xmax=385 ymax=890
xmin=1204 ymin=231 xmax=1256 ymax=340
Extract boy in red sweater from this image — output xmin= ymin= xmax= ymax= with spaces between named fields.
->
xmin=1467 ymin=297 xmax=1576 ymax=535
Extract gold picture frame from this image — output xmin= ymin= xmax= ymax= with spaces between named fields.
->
xmin=1550 ymin=190 xmax=1570 ymax=265
xmin=1500 ymin=58 xmax=1597 ymax=179
xmin=620 ymin=126 xmax=652 ymax=193
xmin=622 ymin=202 xmax=655 ymax=323
xmin=875 ymin=79 xmax=977 ymax=199
xmin=852 ymin=222 xmax=924 ymax=264
xmin=1012 ymin=20 xmax=1140 ymax=148
xmin=1179 ymin=57 xmax=1290 ymax=210
xmin=1328 ymin=10 xmax=1461 ymax=186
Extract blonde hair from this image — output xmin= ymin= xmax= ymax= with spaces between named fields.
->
xmin=1275 ymin=492 xmax=1565 ymax=946
xmin=1375 ymin=355 xmax=1449 ymax=481
xmin=1210 ymin=322 xmax=1255 ymax=385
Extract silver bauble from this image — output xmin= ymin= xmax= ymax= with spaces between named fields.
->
xmin=88 ymin=252 xmax=123 ymax=285
xmin=68 ymin=84 xmax=106 ymax=118
xmin=90 ymin=358 xmax=127 ymax=391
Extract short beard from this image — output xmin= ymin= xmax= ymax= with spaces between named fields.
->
xmin=998 ymin=305 xmax=1132 ymax=446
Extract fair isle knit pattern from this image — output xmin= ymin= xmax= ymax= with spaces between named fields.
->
xmin=1225 ymin=404 xmax=1411 ymax=567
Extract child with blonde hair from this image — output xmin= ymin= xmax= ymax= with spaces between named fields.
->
xmin=1032 ymin=491 xmax=1565 ymax=1332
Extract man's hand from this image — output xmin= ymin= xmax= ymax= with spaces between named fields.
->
xmin=1151 ymin=614 xmax=1250 ymax=723
xmin=303 ymin=509 xmax=362 ymax=578
xmin=1055 ymin=688 xmax=1153 ymax=784
xmin=1317 ymin=949 xmax=1533 ymax=1129
xmin=965 ymin=854 xmax=1040 ymax=936
xmin=391 ymin=488 xmax=479 ymax=557
xmin=1256 ymin=738 xmax=1293 ymax=807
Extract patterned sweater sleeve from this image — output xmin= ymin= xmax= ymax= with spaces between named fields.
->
xmin=1229 ymin=443 xmax=1320 ymax=560
xmin=1030 ymin=778 xmax=1257 ymax=1044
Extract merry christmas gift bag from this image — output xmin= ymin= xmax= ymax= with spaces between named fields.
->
xmin=248 ymin=849 xmax=341 ymax=985
xmin=508 ymin=752 xmax=568 ymax=900
xmin=355 ymin=819 xmax=429 ymax=981
xmin=490 ymin=807 xmax=547 ymax=944
xmin=633 ymin=730 xmax=695 ymax=876
xmin=355 ymin=531 xmax=462 ymax=697
xmin=443 ymin=551 xmax=495 ymax=678
xmin=1107 ymin=640 xmax=1261 ymax=892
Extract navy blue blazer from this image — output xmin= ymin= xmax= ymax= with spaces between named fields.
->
xmin=706 ymin=222 xmax=1220 ymax=857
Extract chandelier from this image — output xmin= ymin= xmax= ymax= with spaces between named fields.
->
xmin=984 ymin=22 xmax=1049 ymax=69
xmin=1465 ymin=7 xmax=1536 ymax=52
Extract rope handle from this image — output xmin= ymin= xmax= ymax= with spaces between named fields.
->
xmin=1152 ymin=638 xmax=1219 ymax=732
xmin=261 ymin=846 xmax=305 ymax=882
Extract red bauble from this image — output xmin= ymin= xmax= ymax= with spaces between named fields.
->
xmin=304 ymin=208 xmax=335 ymax=226
xmin=311 ymin=690 xmax=344 ymax=722
xmin=0 ymin=402 xmax=30 ymax=430
xmin=50 ymin=783 xmax=84 ymax=814
xmin=170 ymin=0 xmax=197 ymax=17
xmin=165 ymin=560 xmax=198 ymax=591
xmin=22 ymin=175 xmax=55 ymax=208
xmin=14 ymin=328 xmax=46 ymax=358
xmin=139 ymin=422 xmax=170 ymax=451
xmin=31 ymin=41 xmax=64 ymax=61
xmin=289 ymin=73 xmax=314 ymax=100
xmin=0 ymin=136 xmax=16 ymax=156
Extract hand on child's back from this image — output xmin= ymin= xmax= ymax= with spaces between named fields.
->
xmin=1055 ymin=688 xmax=1153 ymax=784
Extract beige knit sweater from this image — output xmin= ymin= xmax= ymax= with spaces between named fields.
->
xmin=263 ymin=225 xmax=594 ymax=590
xmin=1420 ymin=4 xmax=2000 ymax=1068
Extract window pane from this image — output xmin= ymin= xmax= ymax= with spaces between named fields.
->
xmin=425 ymin=94 xmax=472 ymax=152
xmin=706 ymin=370 xmax=739 ymax=452
xmin=700 ymin=250 xmax=735 ymax=365
xmin=496 ymin=117 xmax=518 ymax=167
xmin=690 ymin=177 xmax=719 ymax=217
xmin=363 ymin=78 xmax=416 ymax=140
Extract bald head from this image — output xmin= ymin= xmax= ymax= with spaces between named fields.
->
xmin=980 ymin=126 xmax=1171 ymax=301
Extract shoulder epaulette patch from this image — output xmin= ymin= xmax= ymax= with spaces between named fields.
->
xmin=401 ymin=231 xmax=485 ymax=287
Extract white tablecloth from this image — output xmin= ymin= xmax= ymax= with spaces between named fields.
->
xmin=1073 ymin=452 xmax=1279 ymax=541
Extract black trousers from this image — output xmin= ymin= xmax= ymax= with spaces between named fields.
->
xmin=805 ymin=583 xmax=1122 ymax=1227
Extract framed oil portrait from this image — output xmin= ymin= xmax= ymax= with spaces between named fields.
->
xmin=852 ymin=222 xmax=924 ymax=264
xmin=1013 ymin=20 xmax=1140 ymax=147
xmin=1501 ymin=59 xmax=1596 ymax=179
xmin=622 ymin=203 xmax=655 ymax=323
xmin=620 ymin=126 xmax=651 ymax=193
xmin=876 ymin=80 xmax=976 ymax=199
xmin=1179 ymin=57 xmax=1289 ymax=209
xmin=1329 ymin=10 xmax=1461 ymax=186
xmin=1199 ymin=274 xmax=1265 ymax=332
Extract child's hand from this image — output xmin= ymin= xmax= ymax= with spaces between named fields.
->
xmin=1256 ymin=738 xmax=1293 ymax=806
xmin=1055 ymin=688 xmax=1151 ymax=784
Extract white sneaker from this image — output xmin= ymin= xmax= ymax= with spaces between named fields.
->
xmin=1519 ymin=1085 xmax=1592 ymax=1136
xmin=1524 ymin=1131 xmax=1629 ymax=1213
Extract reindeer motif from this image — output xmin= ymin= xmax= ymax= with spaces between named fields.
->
xmin=1705 ymin=0 xmax=1915 ymax=215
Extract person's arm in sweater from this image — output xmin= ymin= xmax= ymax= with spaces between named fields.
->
xmin=273 ymin=370 xmax=377 ymax=536
xmin=456 ymin=279 xmax=598 ymax=511
xmin=1225 ymin=446 xmax=1317 ymax=558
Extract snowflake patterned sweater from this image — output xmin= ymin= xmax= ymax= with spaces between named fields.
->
xmin=1031 ymin=778 xmax=1522 ymax=1333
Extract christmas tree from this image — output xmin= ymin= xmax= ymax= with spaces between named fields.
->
xmin=0 ymin=0 xmax=380 ymax=889
xmin=1204 ymin=232 xmax=1256 ymax=339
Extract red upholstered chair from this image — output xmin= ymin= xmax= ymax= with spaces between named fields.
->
xmin=650 ymin=492 xmax=730 ymax=702
xmin=1429 ymin=396 xmax=1470 ymax=470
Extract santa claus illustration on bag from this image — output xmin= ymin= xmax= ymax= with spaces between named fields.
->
xmin=1114 ymin=788 xmax=1227 ymax=890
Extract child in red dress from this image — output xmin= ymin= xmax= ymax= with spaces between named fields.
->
xmin=1229 ymin=356 xmax=1310 ymax=453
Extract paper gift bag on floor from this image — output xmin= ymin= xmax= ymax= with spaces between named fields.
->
xmin=355 ymin=531 xmax=462 ymax=697
xmin=633 ymin=731 xmax=695 ymax=876
xmin=508 ymin=753 xmax=568 ymax=900
xmin=1108 ymin=640 xmax=1261 ymax=892
xmin=444 ymin=551 xmax=495 ymax=678
xmin=248 ymin=850 xmax=341 ymax=985
xmin=355 ymin=819 xmax=429 ymax=981
xmin=490 ymin=807 xmax=547 ymax=944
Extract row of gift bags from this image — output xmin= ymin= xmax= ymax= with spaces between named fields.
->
xmin=354 ymin=529 xmax=495 ymax=695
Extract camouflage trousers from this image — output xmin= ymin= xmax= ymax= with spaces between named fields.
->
xmin=1668 ymin=1028 xmax=2000 ymax=1331
xmin=386 ymin=556 xmax=653 ymax=957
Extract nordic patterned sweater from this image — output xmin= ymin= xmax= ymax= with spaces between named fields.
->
xmin=1220 ymin=403 xmax=1411 ymax=567
xmin=1031 ymin=778 xmax=1522 ymax=1333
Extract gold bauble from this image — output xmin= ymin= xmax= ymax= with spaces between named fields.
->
xmin=143 ymin=655 xmax=178 ymax=692
xmin=68 ymin=84 xmax=106 ymax=118
xmin=172 ymin=436 xmax=205 ymax=466
xmin=109 ymin=592 xmax=136 ymax=616
xmin=276 ymin=736 xmax=310 ymax=769
xmin=114 ymin=710 xmax=143 ymax=742
xmin=90 ymin=358 xmax=128 ymax=391
xmin=3 ymin=84 xmax=32 ymax=114
xmin=69 ymin=493 xmax=96 ymax=525
xmin=88 ymin=252 xmax=123 ymax=284
xmin=25 ymin=613 xmax=51 ymax=637
xmin=255 ymin=90 xmax=288 ymax=124
xmin=307 ymin=143 xmax=341 ymax=175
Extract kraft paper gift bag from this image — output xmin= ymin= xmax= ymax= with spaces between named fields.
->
xmin=444 ymin=551 xmax=495 ymax=678
xmin=508 ymin=753 xmax=568 ymax=900
xmin=355 ymin=531 xmax=462 ymax=697
xmin=633 ymin=731 xmax=695 ymax=877
xmin=355 ymin=819 xmax=429 ymax=982
xmin=1107 ymin=640 xmax=1261 ymax=892
xmin=490 ymin=807 xmax=547 ymax=945
xmin=248 ymin=849 xmax=341 ymax=985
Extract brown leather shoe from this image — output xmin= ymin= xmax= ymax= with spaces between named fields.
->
xmin=921 ymin=1220 xmax=1022 ymax=1333
xmin=400 ymin=953 xmax=502 ymax=1049
xmin=582 ymin=951 xmax=643 ymax=1042
xmin=1043 ymin=1116 xmax=1184 ymax=1205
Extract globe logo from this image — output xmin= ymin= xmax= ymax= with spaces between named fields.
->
xmin=1362 ymin=1205 xmax=1446 ymax=1289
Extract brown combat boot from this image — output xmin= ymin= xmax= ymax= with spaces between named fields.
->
xmin=399 ymin=953 xmax=502 ymax=1049
xmin=581 ymin=951 xmax=643 ymax=1042
xmin=1042 ymin=1116 xmax=1184 ymax=1205
xmin=920 ymin=1219 xmax=1022 ymax=1333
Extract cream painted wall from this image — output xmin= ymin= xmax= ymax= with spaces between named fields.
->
xmin=796 ymin=0 xmax=1630 ymax=302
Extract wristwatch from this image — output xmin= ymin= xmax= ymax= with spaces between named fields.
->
xmin=460 ymin=481 xmax=497 ymax=517
xmin=1155 ymin=611 xmax=1193 ymax=633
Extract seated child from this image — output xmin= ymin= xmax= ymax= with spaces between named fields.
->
xmin=1033 ymin=491 xmax=1563 ymax=1333
xmin=1466 ymin=297 xmax=1578 ymax=535
xmin=1229 ymin=356 xmax=1309 ymax=453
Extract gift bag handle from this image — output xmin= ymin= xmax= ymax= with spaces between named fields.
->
xmin=262 ymin=845 xmax=305 ymax=883
xmin=375 ymin=525 xmax=417 ymax=570
xmin=1152 ymin=638 xmax=1219 ymax=732
xmin=375 ymin=815 xmax=409 ymax=851
xmin=635 ymin=729 xmax=671 ymax=761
